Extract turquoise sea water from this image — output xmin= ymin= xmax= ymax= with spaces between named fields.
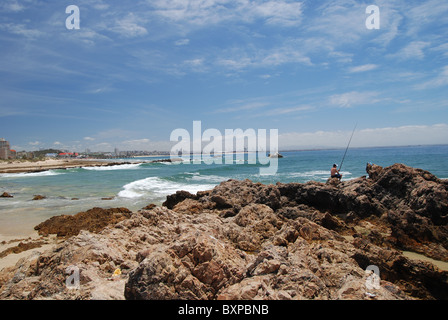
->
xmin=1 ymin=144 xmax=447 ymax=236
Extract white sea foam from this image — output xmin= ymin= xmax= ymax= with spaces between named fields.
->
xmin=82 ymin=163 xmax=142 ymax=171
xmin=0 ymin=170 xmax=63 ymax=178
xmin=117 ymin=176 xmax=215 ymax=199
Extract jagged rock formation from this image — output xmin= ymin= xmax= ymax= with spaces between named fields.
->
xmin=0 ymin=163 xmax=447 ymax=300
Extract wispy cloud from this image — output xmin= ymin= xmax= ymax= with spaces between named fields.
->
xmin=175 ymin=38 xmax=190 ymax=46
xmin=148 ymin=0 xmax=304 ymax=27
xmin=0 ymin=23 xmax=43 ymax=38
xmin=279 ymin=124 xmax=448 ymax=149
xmin=111 ymin=13 xmax=148 ymax=38
xmin=248 ymin=0 xmax=304 ymax=26
xmin=215 ymin=42 xmax=312 ymax=71
xmin=123 ymin=138 xmax=150 ymax=144
xmin=1 ymin=0 xmax=25 ymax=12
xmin=329 ymin=91 xmax=380 ymax=108
xmin=215 ymin=101 xmax=270 ymax=114
xmin=348 ymin=64 xmax=378 ymax=73
xmin=305 ymin=1 xmax=367 ymax=44
xmin=415 ymin=66 xmax=448 ymax=90
xmin=388 ymin=41 xmax=431 ymax=60
xmin=405 ymin=0 xmax=448 ymax=37
xmin=264 ymin=105 xmax=313 ymax=116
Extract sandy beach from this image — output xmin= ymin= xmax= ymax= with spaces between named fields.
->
xmin=0 ymin=233 xmax=61 ymax=272
xmin=0 ymin=159 xmax=125 ymax=174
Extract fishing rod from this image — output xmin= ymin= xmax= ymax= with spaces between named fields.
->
xmin=339 ymin=123 xmax=357 ymax=171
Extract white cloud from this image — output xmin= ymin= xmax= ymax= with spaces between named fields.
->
xmin=348 ymin=64 xmax=378 ymax=73
xmin=0 ymin=23 xmax=43 ymax=38
xmin=84 ymin=137 xmax=95 ymax=141
xmin=249 ymin=0 xmax=304 ymax=26
xmin=279 ymin=124 xmax=448 ymax=149
xmin=123 ymin=138 xmax=151 ymax=144
xmin=111 ymin=13 xmax=148 ymax=38
xmin=1 ymin=0 xmax=24 ymax=12
xmin=216 ymin=57 xmax=253 ymax=70
xmin=405 ymin=0 xmax=448 ymax=37
xmin=431 ymin=42 xmax=448 ymax=57
xmin=77 ymin=0 xmax=109 ymax=10
xmin=329 ymin=91 xmax=380 ymax=108
xmin=265 ymin=105 xmax=313 ymax=116
xmin=149 ymin=0 xmax=304 ymax=27
xmin=416 ymin=66 xmax=448 ymax=90
xmin=68 ymin=28 xmax=112 ymax=46
xmin=184 ymin=58 xmax=204 ymax=67
xmin=28 ymin=141 xmax=41 ymax=146
xmin=371 ymin=8 xmax=402 ymax=46
xmin=389 ymin=41 xmax=431 ymax=60
xmin=215 ymin=101 xmax=270 ymax=114
xmin=328 ymin=50 xmax=353 ymax=64
xmin=175 ymin=38 xmax=190 ymax=46
xmin=215 ymin=41 xmax=312 ymax=72
xmin=305 ymin=1 xmax=367 ymax=44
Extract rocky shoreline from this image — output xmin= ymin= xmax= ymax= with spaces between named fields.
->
xmin=0 ymin=163 xmax=447 ymax=300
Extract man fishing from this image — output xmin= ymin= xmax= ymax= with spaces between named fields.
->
xmin=331 ymin=164 xmax=342 ymax=180
xmin=332 ymin=123 xmax=357 ymax=181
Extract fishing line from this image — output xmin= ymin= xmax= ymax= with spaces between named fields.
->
xmin=339 ymin=123 xmax=357 ymax=171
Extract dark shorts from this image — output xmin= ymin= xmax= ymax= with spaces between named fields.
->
xmin=331 ymin=174 xmax=341 ymax=178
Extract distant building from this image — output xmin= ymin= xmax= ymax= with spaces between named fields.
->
xmin=58 ymin=152 xmax=79 ymax=158
xmin=0 ymin=138 xmax=10 ymax=159
xmin=16 ymin=151 xmax=33 ymax=159
xmin=46 ymin=153 xmax=58 ymax=158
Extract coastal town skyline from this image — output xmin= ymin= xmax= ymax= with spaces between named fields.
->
xmin=1 ymin=0 xmax=448 ymax=152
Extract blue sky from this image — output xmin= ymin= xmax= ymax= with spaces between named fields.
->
xmin=1 ymin=0 xmax=448 ymax=152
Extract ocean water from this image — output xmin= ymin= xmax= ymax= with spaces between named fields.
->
xmin=1 ymin=145 xmax=447 ymax=236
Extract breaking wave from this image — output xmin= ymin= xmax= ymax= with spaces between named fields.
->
xmin=117 ymin=176 xmax=216 ymax=199
xmin=82 ymin=163 xmax=142 ymax=171
xmin=0 ymin=170 xmax=63 ymax=179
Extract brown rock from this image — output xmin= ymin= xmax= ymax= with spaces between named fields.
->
xmin=173 ymin=198 xmax=204 ymax=214
xmin=0 ymin=192 xmax=13 ymax=198
xmin=0 ymin=241 xmax=45 ymax=258
xmin=141 ymin=203 xmax=156 ymax=210
xmin=162 ymin=190 xmax=197 ymax=209
xmin=34 ymin=207 xmax=132 ymax=238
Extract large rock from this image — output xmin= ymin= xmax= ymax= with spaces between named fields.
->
xmin=1 ymin=163 xmax=447 ymax=300
xmin=166 ymin=164 xmax=448 ymax=262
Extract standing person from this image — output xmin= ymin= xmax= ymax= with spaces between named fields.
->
xmin=331 ymin=164 xmax=342 ymax=180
